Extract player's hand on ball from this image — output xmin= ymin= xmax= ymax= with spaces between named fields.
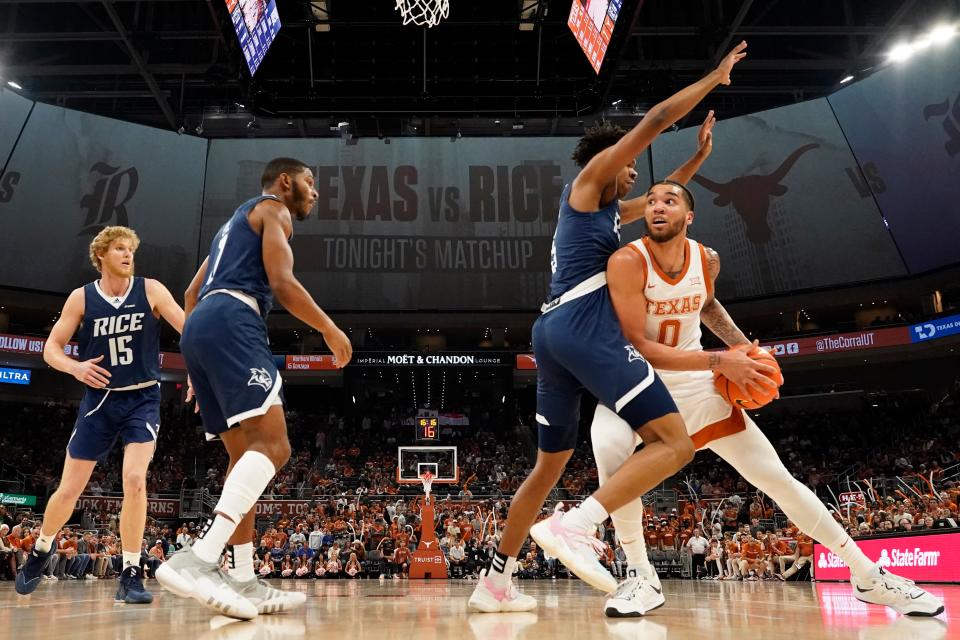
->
xmin=715 ymin=40 xmax=747 ymax=85
xmin=324 ymin=326 xmax=353 ymax=368
xmin=73 ymin=355 xmax=111 ymax=389
xmin=715 ymin=341 xmax=778 ymax=394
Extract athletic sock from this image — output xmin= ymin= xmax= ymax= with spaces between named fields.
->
xmin=192 ymin=451 xmax=276 ymax=564
xmin=835 ymin=536 xmax=877 ymax=578
xmin=34 ymin=533 xmax=55 ymax=554
xmin=227 ymin=543 xmax=256 ymax=582
xmin=122 ymin=551 xmax=140 ymax=571
xmin=562 ymin=497 xmax=608 ymax=534
xmin=486 ymin=551 xmax=517 ymax=589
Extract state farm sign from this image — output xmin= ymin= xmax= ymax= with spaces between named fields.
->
xmin=813 ymin=531 xmax=960 ymax=582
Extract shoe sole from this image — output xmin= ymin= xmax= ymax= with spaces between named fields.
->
xmin=530 ymin=521 xmax=617 ymax=593
xmin=854 ymin=592 xmax=945 ymax=618
xmin=905 ymin=606 xmax=945 ymax=617
xmin=604 ymin=594 xmax=666 ymax=618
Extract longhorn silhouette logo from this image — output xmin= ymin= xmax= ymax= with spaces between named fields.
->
xmin=691 ymin=144 xmax=820 ymax=244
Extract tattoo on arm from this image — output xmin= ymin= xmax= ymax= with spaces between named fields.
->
xmin=701 ymin=299 xmax=751 ymax=347
xmin=708 ymin=352 xmax=721 ymax=370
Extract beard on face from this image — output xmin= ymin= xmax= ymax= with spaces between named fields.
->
xmin=290 ymin=180 xmax=312 ymax=220
xmin=646 ymin=217 xmax=686 ymax=243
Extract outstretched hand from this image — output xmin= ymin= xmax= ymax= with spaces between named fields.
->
xmin=698 ymin=110 xmax=716 ymax=155
xmin=715 ymin=41 xmax=747 ymax=85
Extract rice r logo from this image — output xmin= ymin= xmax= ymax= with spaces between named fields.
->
xmin=79 ymin=163 xmax=139 ymax=236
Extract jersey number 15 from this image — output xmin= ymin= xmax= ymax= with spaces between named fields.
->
xmin=108 ymin=336 xmax=134 ymax=366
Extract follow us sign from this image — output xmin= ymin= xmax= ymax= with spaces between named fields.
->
xmin=910 ymin=313 xmax=960 ymax=343
xmin=0 ymin=367 xmax=31 ymax=385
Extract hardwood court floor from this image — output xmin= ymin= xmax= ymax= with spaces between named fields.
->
xmin=0 ymin=578 xmax=955 ymax=640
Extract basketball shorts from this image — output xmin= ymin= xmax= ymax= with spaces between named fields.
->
xmin=660 ymin=372 xmax=747 ymax=450
xmin=181 ymin=293 xmax=284 ymax=440
xmin=593 ymin=372 xmax=748 ymax=452
xmin=67 ymin=383 xmax=161 ymax=463
xmin=533 ymin=288 xmax=678 ymax=452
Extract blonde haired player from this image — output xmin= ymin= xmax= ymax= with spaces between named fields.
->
xmin=592 ymin=171 xmax=945 ymax=617
xmin=16 ymin=226 xmax=185 ymax=605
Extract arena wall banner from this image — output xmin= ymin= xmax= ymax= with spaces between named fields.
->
xmin=0 ymin=89 xmax=33 ymax=178
xmin=828 ymin=46 xmax=960 ymax=273
xmin=645 ymin=97 xmax=907 ymax=300
xmin=0 ymin=102 xmax=208 ymax=296
xmin=76 ymin=495 xmax=180 ymax=518
xmin=814 ymin=531 xmax=960 ymax=583
xmin=0 ymin=333 xmax=186 ymax=371
xmin=909 ymin=313 xmax=960 ymax=343
xmin=200 ymin=138 xmax=654 ymax=311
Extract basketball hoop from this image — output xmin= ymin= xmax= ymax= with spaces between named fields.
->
xmin=420 ymin=470 xmax=435 ymax=498
xmin=395 ymin=0 xmax=449 ymax=28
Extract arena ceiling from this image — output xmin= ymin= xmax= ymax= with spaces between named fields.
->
xmin=2 ymin=0 xmax=957 ymax=138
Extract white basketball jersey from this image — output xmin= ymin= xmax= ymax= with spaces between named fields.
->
xmin=627 ymin=237 xmax=712 ymax=384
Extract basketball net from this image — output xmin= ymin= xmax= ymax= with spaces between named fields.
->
xmin=420 ymin=470 xmax=435 ymax=499
xmin=395 ymin=0 xmax=449 ymax=28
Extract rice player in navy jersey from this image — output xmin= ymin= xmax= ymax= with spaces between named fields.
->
xmin=156 ymin=158 xmax=352 ymax=620
xmin=468 ymin=43 xmax=748 ymax=613
xmin=16 ymin=226 xmax=185 ymax=604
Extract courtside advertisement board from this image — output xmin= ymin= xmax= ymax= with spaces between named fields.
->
xmin=814 ymin=531 xmax=960 ymax=583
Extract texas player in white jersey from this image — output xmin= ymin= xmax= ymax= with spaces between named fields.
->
xmin=591 ymin=180 xmax=944 ymax=619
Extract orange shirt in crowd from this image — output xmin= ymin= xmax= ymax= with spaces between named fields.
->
xmin=796 ymin=534 xmax=815 ymax=557
xmin=770 ymin=540 xmax=791 ymax=556
xmin=660 ymin=528 xmax=677 ymax=550
xmin=644 ymin=529 xmax=660 ymax=549
xmin=741 ymin=540 xmax=762 ymax=560
xmin=725 ymin=541 xmax=740 ymax=557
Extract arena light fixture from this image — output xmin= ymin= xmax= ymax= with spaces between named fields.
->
xmin=928 ymin=24 xmax=957 ymax=44
xmin=839 ymin=75 xmax=854 ymax=84
xmin=887 ymin=43 xmax=914 ymax=62
xmin=7 ymin=80 xmax=22 ymax=90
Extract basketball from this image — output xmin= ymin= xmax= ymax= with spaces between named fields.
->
xmin=714 ymin=345 xmax=784 ymax=409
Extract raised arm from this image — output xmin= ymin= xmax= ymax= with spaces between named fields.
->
xmin=666 ymin=110 xmax=716 ymax=185
xmin=621 ymin=111 xmax=716 ymax=224
xmin=43 ymin=288 xmax=111 ymax=389
xmin=260 ymin=201 xmax=353 ymax=368
xmin=572 ymin=43 xmax=746 ymax=210
xmin=699 ymin=247 xmax=750 ymax=347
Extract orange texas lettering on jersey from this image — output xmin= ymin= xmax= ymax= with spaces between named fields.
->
xmin=645 ymin=294 xmax=703 ymax=316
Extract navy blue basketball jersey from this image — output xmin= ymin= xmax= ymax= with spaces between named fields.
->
xmin=78 ymin=277 xmax=160 ymax=388
xmin=199 ymin=195 xmax=281 ymax=316
xmin=548 ymin=185 xmax=621 ymax=299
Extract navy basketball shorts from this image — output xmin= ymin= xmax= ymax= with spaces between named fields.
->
xmin=181 ymin=294 xmax=284 ymax=441
xmin=67 ymin=383 xmax=161 ymax=463
xmin=532 ymin=289 xmax=678 ymax=453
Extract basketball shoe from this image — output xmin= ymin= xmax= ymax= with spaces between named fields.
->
xmin=114 ymin=566 xmax=154 ymax=604
xmin=15 ymin=545 xmax=53 ymax=595
xmin=604 ymin=568 xmax=666 ymax=617
xmin=223 ymin=573 xmax=307 ymax=614
xmin=155 ymin=546 xmax=258 ymax=620
xmin=529 ymin=512 xmax=617 ymax=593
xmin=850 ymin=564 xmax=944 ymax=616
xmin=467 ymin=570 xmax=537 ymax=613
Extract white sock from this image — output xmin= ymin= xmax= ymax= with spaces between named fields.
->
xmin=123 ymin=551 xmax=140 ymax=571
xmin=35 ymin=533 xmax=55 ymax=554
xmin=562 ymin=497 xmax=608 ymax=533
xmin=227 ymin=543 xmax=256 ymax=582
xmin=486 ymin=552 xmax=517 ymax=589
xmin=835 ymin=536 xmax=877 ymax=578
xmin=192 ymin=451 xmax=276 ymax=564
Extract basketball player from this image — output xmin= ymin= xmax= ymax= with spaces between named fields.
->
xmin=15 ymin=226 xmax=184 ymax=605
xmin=467 ymin=42 xmax=749 ymax=613
xmin=156 ymin=157 xmax=352 ymax=620
xmin=590 ymin=177 xmax=945 ymax=616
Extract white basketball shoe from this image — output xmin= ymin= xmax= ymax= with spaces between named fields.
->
xmin=529 ymin=512 xmax=617 ymax=593
xmin=851 ymin=564 xmax=944 ymax=617
xmin=604 ymin=568 xmax=666 ymax=618
xmin=468 ymin=570 xmax=538 ymax=613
